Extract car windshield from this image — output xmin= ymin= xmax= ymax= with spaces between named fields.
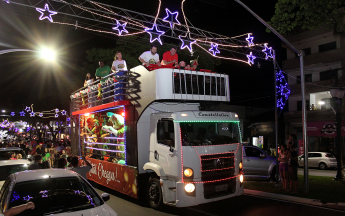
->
xmin=0 ymin=150 xmax=27 ymax=160
xmin=9 ymin=177 xmax=103 ymax=216
xmin=180 ymin=122 xmax=241 ymax=146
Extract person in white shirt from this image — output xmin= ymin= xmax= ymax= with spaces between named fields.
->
xmin=111 ymin=51 xmax=128 ymax=72
xmin=138 ymin=45 xmax=161 ymax=66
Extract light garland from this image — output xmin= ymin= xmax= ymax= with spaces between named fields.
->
xmin=145 ymin=23 xmax=165 ymax=45
xmin=36 ymin=3 xmax=57 ymax=23
xmin=208 ymin=43 xmax=220 ymax=56
xmin=163 ymin=8 xmax=181 ymax=28
xmin=112 ymin=20 xmax=128 ymax=36
xmin=246 ymin=52 xmax=256 ymax=65
xmin=262 ymin=43 xmax=273 ymax=60
xmin=276 ymin=70 xmax=290 ymax=109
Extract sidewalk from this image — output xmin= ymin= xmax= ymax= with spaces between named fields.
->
xmin=244 ymin=189 xmax=345 ymax=211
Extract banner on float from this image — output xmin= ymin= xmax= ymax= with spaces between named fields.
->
xmin=79 ymin=158 xmax=138 ymax=198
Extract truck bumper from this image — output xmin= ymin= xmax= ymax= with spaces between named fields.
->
xmin=175 ymin=176 xmax=244 ymax=207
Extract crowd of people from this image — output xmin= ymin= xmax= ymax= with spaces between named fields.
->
xmin=278 ymin=134 xmax=299 ymax=193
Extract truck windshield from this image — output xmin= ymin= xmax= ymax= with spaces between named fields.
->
xmin=180 ymin=122 xmax=241 ymax=146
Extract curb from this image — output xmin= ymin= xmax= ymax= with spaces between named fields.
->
xmin=244 ymin=189 xmax=345 ymax=211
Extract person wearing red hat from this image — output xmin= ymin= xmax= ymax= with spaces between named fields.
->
xmin=161 ymin=46 xmax=178 ymax=67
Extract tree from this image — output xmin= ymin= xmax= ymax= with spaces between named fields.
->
xmin=268 ymin=0 xmax=345 ymax=35
xmin=81 ymin=35 xmax=221 ymax=74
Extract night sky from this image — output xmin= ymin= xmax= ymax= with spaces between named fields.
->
xmin=0 ymin=0 xmax=282 ymax=117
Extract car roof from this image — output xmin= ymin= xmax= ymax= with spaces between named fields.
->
xmin=13 ymin=169 xmax=79 ymax=183
xmin=0 ymin=159 xmax=30 ymax=166
xmin=308 ymin=152 xmax=329 ymax=154
xmin=0 ymin=147 xmax=23 ymax=151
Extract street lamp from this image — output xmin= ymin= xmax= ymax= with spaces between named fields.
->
xmin=0 ymin=48 xmax=56 ymax=61
xmin=330 ymin=88 xmax=345 ymax=181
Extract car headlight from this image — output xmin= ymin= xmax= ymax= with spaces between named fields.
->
xmin=184 ymin=183 xmax=195 ymax=193
xmin=184 ymin=168 xmax=193 ymax=177
xmin=240 ymin=174 xmax=244 ymax=183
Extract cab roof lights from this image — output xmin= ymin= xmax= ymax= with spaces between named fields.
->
xmin=174 ymin=120 xmax=240 ymax=123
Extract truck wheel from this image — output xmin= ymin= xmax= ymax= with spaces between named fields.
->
xmin=147 ymin=177 xmax=162 ymax=209
xmin=319 ymin=163 xmax=327 ymax=170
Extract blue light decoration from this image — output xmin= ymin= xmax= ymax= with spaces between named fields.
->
xmin=61 ymin=110 xmax=67 ymax=115
xmin=55 ymin=114 xmax=59 ymax=118
xmin=86 ymin=195 xmax=95 ymax=206
xmin=246 ymin=52 xmax=256 ymax=65
xmin=40 ymin=190 xmax=48 ymax=198
xmin=276 ymin=70 xmax=290 ymax=109
xmin=39 ymin=113 xmax=43 ymax=117
xmin=246 ymin=34 xmax=254 ymax=47
xmin=209 ymin=43 xmax=220 ymax=56
xmin=112 ymin=20 xmax=128 ymax=36
xmin=163 ymin=8 xmax=181 ymax=28
xmin=262 ymin=43 xmax=273 ymax=60
xmin=55 ymin=108 xmax=59 ymax=113
xmin=11 ymin=112 xmax=15 ymax=116
xmin=20 ymin=111 xmax=25 ymax=117
xmin=145 ymin=23 xmax=165 ymax=45
xmin=179 ymin=32 xmax=196 ymax=52
xmin=36 ymin=3 xmax=57 ymax=23
xmin=30 ymin=112 xmax=35 ymax=117
xmin=11 ymin=191 xmax=20 ymax=202
xmin=25 ymin=106 xmax=31 ymax=112
xmin=23 ymin=195 xmax=33 ymax=201
xmin=67 ymin=117 xmax=71 ymax=122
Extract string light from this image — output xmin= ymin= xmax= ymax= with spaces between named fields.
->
xmin=25 ymin=106 xmax=31 ymax=112
xmin=262 ymin=43 xmax=273 ymax=60
xmin=246 ymin=52 xmax=256 ymax=65
xmin=20 ymin=111 xmax=25 ymax=117
xmin=11 ymin=112 xmax=15 ymax=116
xmin=145 ymin=23 xmax=165 ymax=45
xmin=36 ymin=3 xmax=57 ymax=23
xmin=55 ymin=114 xmax=59 ymax=118
xmin=208 ymin=43 xmax=220 ymax=56
xmin=163 ymin=8 xmax=181 ymax=28
xmin=276 ymin=70 xmax=290 ymax=109
xmin=30 ymin=112 xmax=35 ymax=117
xmin=61 ymin=110 xmax=67 ymax=115
xmin=112 ymin=20 xmax=128 ymax=36
xmin=55 ymin=108 xmax=59 ymax=113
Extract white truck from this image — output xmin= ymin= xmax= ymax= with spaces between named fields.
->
xmin=70 ymin=66 xmax=244 ymax=208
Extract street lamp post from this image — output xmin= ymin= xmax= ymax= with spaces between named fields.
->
xmin=330 ymin=88 xmax=345 ymax=180
xmin=0 ymin=48 xmax=56 ymax=61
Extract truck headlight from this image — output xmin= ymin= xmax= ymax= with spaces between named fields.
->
xmin=240 ymin=174 xmax=244 ymax=183
xmin=184 ymin=168 xmax=193 ymax=177
xmin=239 ymin=162 xmax=243 ymax=170
xmin=184 ymin=183 xmax=195 ymax=193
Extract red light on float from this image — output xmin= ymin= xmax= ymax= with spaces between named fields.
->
xmin=121 ymin=112 xmax=125 ymax=117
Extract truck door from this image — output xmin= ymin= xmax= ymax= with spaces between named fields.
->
xmin=153 ymin=118 xmax=179 ymax=178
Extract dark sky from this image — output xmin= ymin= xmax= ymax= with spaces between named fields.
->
xmin=0 ymin=0 xmax=282 ymax=116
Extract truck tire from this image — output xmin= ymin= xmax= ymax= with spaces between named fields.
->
xmin=147 ymin=177 xmax=163 ymax=209
xmin=319 ymin=163 xmax=327 ymax=170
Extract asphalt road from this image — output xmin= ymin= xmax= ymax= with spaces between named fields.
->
xmin=298 ymin=168 xmax=337 ymax=177
xmin=93 ymin=183 xmax=344 ymax=216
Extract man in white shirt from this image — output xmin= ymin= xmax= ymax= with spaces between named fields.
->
xmin=139 ymin=45 xmax=161 ymax=66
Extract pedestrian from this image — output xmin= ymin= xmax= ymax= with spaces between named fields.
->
xmin=28 ymin=155 xmax=42 ymax=170
xmin=70 ymin=156 xmax=92 ymax=180
xmin=139 ymin=45 xmax=161 ymax=67
xmin=288 ymin=134 xmax=297 ymax=151
xmin=42 ymin=148 xmax=51 ymax=163
xmin=278 ymin=144 xmax=289 ymax=190
xmin=57 ymin=157 xmax=67 ymax=169
xmin=288 ymin=147 xmax=299 ymax=193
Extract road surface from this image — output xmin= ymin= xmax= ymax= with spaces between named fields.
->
xmin=298 ymin=168 xmax=337 ymax=177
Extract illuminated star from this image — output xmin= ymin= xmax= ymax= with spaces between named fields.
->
xmin=67 ymin=117 xmax=70 ymax=122
xmin=20 ymin=111 xmax=25 ymax=117
xmin=11 ymin=112 xmax=15 ymax=116
xmin=145 ymin=23 xmax=165 ymax=45
xmin=179 ymin=32 xmax=196 ymax=52
xmin=39 ymin=113 xmax=43 ymax=117
xmin=112 ymin=20 xmax=129 ymax=36
xmin=209 ymin=43 xmax=220 ymax=56
xmin=246 ymin=34 xmax=254 ymax=47
xmin=163 ymin=8 xmax=181 ymax=28
xmin=30 ymin=112 xmax=35 ymax=117
xmin=246 ymin=52 xmax=256 ymax=65
xmin=55 ymin=114 xmax=59 ymax=118
xmin=25 ymin=106 xmax=31 ymax=112
xmin=36 ymin=3 xmax=57 ymax=23
xmin=61 ymin=110 xmax=67 ymax=115
xmin=55 ymin=108 xmax=59 ymax=113
xmin=262 ymin=43 xmax=273 ymax=60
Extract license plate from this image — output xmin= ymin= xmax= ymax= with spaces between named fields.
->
xmin=215 ymin=184 xmax=228 ymax=192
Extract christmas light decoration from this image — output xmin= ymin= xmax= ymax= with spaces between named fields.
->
xmin=246 ymin=34 xmax=254 ymax=47
xmin=112 ymin=20 xmax=128 ymax=35
xmin=39 ymin=113 xmax=43 ymax=117
xmin=55 ymin=108 xmax=59 ymax=113
xmin=36 ymin=3 xmax=57 ymax=23
xmin=163 ymin=8 xmax=180 ymax=28
xmin=67 ymin=117 xmax=70 ymax=122
xmin=246 ymin=52 xmax=256 ymax=65
xmin=30 ymin=112 xmax=35 ymax=117
xmin=20 ymin=111 xmax=25 ymax=117
xmin=23 ymin=195 xmax=33 ymax=201
xmin=11 ymin=112 xmax=15 ymax=116
xmin=179 ymin=32 xmax=196 ymax=52
xmin=25 ymin=106 xmax=31 ymax=112
xmin=55 ymin=114 xmax=59 ymax=118
xmin=208 ymin=43 xmax=220 ymax=56
xmin=40 ymin=190 xmax=48 ymax=198
xmin=145 ymin=23 xmax=165 ymax=45
xmin=262 ymin=43 xmax=273 ymax=60
xmin=276 ymin=70 xmax=290 ymax=109
xmin=61 ymin=110 xmax=67 ymax=115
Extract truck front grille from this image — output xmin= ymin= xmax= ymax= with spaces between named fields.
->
xmin=200 ymin=152 xmax=235 ymax=182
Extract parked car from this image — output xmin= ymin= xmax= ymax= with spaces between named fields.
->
xmin=0 ymin=148 xmax=30 ymax=181
xmin=242 ymin=145 xmax=279 ymax=181
xmin=298 ymin=152 xmax=337 ymax=170
xmin=0 ymin=169 xmax=118 ymax=216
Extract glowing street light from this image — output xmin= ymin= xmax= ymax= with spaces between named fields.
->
xmin=39 ymin=48 xmax=56 ymax=61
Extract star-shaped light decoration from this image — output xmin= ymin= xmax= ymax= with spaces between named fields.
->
xmin=25 ymin=106 xmax=31 ymax=112
xmin=276 ymin=70 xmax=284 ymax=82
xmin=209 ymin=43 xmax=220 ymax=56
xmin=246 ymin=52 xmax=256 ymax=65
xmin=276 ymin=70 xmax=290 ymax=110
xmin=112 ymin=20 xmax=129 ymax=36
xmin=39 ymin=113 xmax=43 ymax=117
xmin=262 ymin=43 xmax=273 ymax=60
xmin=11 ymin=112 xmax=15 ymax=116
xmin=67 ymin=117 xmax=71 ymax=122
xmin=61 ymin=110 xmax=67 ymax=115
xmin=179 ymin=32 xmax=196 ymax=52
xmin=163 ymin=8 xmax=181 ymax=28
xmin=30 ymin=112 xmax=35 ymax=117
xmin=20 ymin=111 xmax=25 ymax=117
xmin=55 ymin=108 xmax=59 ymax=113
xmin=55 ymin=114 xmax=59 ymax=118
xmin=145 ymin=23 xmax=165 ymax=45
xmin=36 ymin=3 xmax=57 ymax=23
xmin=246 ymin=34 xmax=254 ymax=47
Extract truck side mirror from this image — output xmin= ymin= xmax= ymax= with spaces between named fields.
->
xmin=166 ymin=140 xmax=174 ymax=152
xmin=169 ymin=145 xmax=175 ymax=153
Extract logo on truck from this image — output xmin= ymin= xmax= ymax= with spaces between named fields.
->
xmin=214 ymin=158 xmax=225 ymax=169
xmin=198 ymin=112 xmax=230 ymax=117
